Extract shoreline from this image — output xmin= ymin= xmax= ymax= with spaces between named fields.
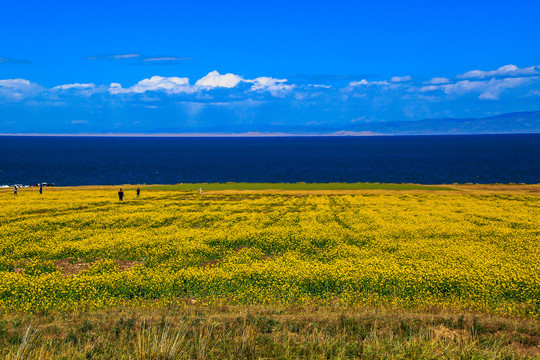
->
xmin=1 ymin=132 xmax=540 ymax=137
xmin=2 ymin=182 xmax=540 ymax=195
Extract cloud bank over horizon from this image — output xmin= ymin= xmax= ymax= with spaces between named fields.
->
xmin=1 ymin=64 xmax=540 ymax=134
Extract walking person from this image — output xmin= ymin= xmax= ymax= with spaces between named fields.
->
xmin=13 ymin=186 xmax=17 ymax=196
xmin=136 ymin=187 xmax=140 ymax=198
xmin=118 ymin=188 xmax=124 ymax=201
xmin=39 ymin=183 xmax=43 ymax=194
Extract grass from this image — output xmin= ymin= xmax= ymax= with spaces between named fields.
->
xmin=1 ymin=305 xmax=539 ymax=359
xmin=134 ymin=182 xmax=452 ymax=191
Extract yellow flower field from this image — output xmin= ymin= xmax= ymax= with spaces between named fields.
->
xmin=0 ymin=187 xmax=539 ymax=317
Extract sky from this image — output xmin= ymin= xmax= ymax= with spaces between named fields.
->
xmin=1 ymin=0 xmax=540 ymax=134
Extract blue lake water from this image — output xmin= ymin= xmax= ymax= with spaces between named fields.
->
xmin=0 ymin=134 xmax=539 ymax=186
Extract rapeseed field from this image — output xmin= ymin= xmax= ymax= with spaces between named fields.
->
xmin=0 ymin=187 xmax=538 ymax=317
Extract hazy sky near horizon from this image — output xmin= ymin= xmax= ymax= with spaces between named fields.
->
xmin=1 ymin=0 xmax=540 ymax=133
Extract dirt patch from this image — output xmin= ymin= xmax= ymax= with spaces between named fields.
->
xmin=199 ymin=258 xmax=221 ymax=269
xmin=54 ymin=259 xmax=142 ymax=276
xmin=116 ymin=259 xmax=142 ymax=271
xmin=54 ymin=259 xmax=90 ymax=275
xmin=431 ymin=325 xmax=467 ymax=341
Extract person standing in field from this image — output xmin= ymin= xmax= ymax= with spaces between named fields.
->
xmin=13 ymin=186 xmax=17 ymax=196
xmin=118 ymin=188 xmax=124 ymax=201
xmin=136 ymin=187 xmax=140 ymax=198
xmin=39 ymin=183 xmax=43 ymax=194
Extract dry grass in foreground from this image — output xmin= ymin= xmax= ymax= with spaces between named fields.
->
xmin=1 ymin=305 xmax=539 ymax=359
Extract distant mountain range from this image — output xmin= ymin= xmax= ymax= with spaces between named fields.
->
xmin=3 ymin=111 xmax=539 ymax=137
xmin=222 ymin=111 xmax=540 ymax=136
xmin=185 ymin=111 xmax=540 ymax=136
xmin=336 ymin=111 xmax=540 ymax=136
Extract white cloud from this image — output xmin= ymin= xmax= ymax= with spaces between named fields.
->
xmin=108 ymin=71 xmax=295 ymax=97
xmin=71 ymin=120 xmax=88 ymax=124
xmin=349 ymin=79 xmax=370 ymax=87
xmin=109 ymin=76 xmax=192 ymax=94
xmin=0 ymin=78 xmax=42 ymax=100
xmin=425 ymin=77 xmax=450 ymax=85
xmin=5 ymin=64 xmax=535 ymax=108
xmin=390 ymin=75 xmax=412 ymax=83
xmin=457 ymin=64 xmax=540 ymax=79
xmin=419 ymin=85 xmax=440 ymax=92
xmin=86 ymin=53 xmax=142 ymax=61
xmin=102 ymin=70 xmax=304 ymax=98
xmin=350 ymin=68 xmax=537 ymax=101
xmin=348 ymin=79 xmax=390 ymax=87
xmin=478 ymin=77 xmax=531 ymax=100
xmin=0 ymin=79 xmax=34 ymax=89
xmin=113 ymin=54 xmax=141 ymax=60
xmin=345 ymin=79 xmax=401 ymax=94
xmin=134 ymin=76 xmax=190 ymax=92
xmin=143 ymin=57 xmax=192 ymax=62
xmin=195 ymin=70 xmax=243 ymax=88
xmin=108 ymin=83 xmax=124 ymax=94
xmin=439 ymin=77 xmax=532 ymax=100
xmin=249 ymin=76 xmax=285 ymax=90
xmin=248 ymin=77 xmax=295 ymax=96
xmin=53 ymin=83 xmax=95 ymax=90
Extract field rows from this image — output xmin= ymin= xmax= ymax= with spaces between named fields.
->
xmin=0 ymin=188 xmax=539 ymax=317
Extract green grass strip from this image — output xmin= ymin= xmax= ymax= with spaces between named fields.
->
xmin=137 ymin=182 xmax=452 ymax=191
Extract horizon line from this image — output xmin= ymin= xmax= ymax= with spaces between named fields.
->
xmin=0 ymin=131 xmax=386 ymax=137
xmin=0 ymin=131 xmax=539 ymax=138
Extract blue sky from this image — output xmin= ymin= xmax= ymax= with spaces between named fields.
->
xmin=1 ymin=0 xmax=540 ymax=134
